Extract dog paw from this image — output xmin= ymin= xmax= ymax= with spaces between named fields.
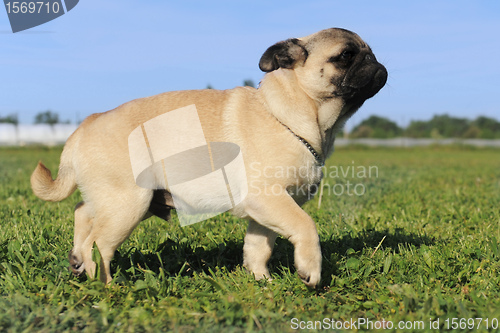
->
xmin=68 ymin=249 xmax=85 ymax=276
xmin=294 ymin=243 xmax=322 ymax=288
xmin=243 ymin=262 xmax=272 ymax=281
xmin=254 ymin=271 xmax=273 ymax=282
xmin=297 ymin=269 xmax=320 ymax=288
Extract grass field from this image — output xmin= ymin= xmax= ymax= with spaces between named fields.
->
xmin=1 ymin=146 xmax=499 ymax=332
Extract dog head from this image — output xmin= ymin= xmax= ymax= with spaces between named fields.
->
xmin=259 ymin=28 xmax=387 ymax=110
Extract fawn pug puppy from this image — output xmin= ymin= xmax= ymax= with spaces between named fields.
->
xmin=31 ymin=28 xmax=387 ymax=287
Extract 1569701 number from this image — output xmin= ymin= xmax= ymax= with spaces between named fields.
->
xmin=5 ymin=1 xmax=60 ymax=14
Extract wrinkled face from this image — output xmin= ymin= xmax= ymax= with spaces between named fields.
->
xmin=259 ymin=28 xmax=388 ymax=109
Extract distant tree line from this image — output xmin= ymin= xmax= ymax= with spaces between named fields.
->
xmin=350 ymin=114 xmax=500 ymax=139
xmin=0 ymin=110 xmax=72 ymax=125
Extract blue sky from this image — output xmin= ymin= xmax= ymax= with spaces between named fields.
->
xmin=1 ymin=0 xmax=499 ymax=130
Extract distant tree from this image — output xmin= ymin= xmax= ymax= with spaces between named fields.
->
xmin=350 ymin=125 xmax=373 ymax=138
xmin=0 ymin=113 xmax=18 ymax=125
xmin=405 ymin=120 xmax=430 ymax=138
xmin=430 ymin=128 xmax=442 ymax=139
xmin=243 ymin=79 xmax=255 ymax=88
xmin=351 ymin=115 xmax=402 ymax=138
xmin=429 ymin=114 xmax=469 ymax=138
xmin=406 ymin=114 xmax=470 ymax=138
xmin=34 ymin=110 xmax=59 ymax=125
xmin=206 ymin=84 xmax=214 ymax=89
xmin=472 ymin=116 xmax=500 ymax=139
xmin=462 ymin=125 xmax=481 ymax=138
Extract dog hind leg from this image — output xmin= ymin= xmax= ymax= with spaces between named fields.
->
xmin=77 ymin=187 xmax=152 ymax=283
xmin=68 ymin=201 xmax=93 ymax=276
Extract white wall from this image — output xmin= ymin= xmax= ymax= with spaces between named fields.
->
xmin=0 ymin=124 xmax=78 ymax=146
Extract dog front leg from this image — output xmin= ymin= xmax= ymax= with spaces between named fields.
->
xmin=244 ymin=192 xmax=322 ymax=288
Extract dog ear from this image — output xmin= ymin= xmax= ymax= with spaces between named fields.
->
xmin=259 ymin=38 xmax=308 ymax=72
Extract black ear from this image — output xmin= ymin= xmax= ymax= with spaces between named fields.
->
xmin=259 ymin=38 xmax=308 ymax=72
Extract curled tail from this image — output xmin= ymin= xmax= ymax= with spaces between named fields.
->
xmin=31 ymin=161 xmax=77 ymax=202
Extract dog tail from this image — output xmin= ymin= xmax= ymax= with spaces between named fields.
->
xmin=31 ymin=135 xmax=78 ymax=202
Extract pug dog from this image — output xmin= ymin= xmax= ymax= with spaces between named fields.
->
xmin=31 ymin=28 xmax=387 ymax=288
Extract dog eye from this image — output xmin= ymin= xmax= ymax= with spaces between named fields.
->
xmin=328 ymin=50 xmax=355 ymax=64
xmin=340 ymin=50 xmax=354 ymax=61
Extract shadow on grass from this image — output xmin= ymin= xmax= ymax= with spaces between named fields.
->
xmin=318 ymin=228 xmax=436 ymax=286
xmin=111 ymin=238 xmax=244 ymax=281
xmin=108 ymin=228 xmax=435 ymax=286
xmin=322 ymin=228 xmax=436 ymax=256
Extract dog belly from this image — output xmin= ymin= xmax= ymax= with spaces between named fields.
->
xmin=148 ymin=190 xmax=174 ymax=221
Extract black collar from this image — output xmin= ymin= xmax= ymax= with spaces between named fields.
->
xmin=277 ymin=120 xmax=325 ymax=166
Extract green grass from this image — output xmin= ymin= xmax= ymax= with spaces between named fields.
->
xmin=1 ymin=146 xmax=500 ymax=332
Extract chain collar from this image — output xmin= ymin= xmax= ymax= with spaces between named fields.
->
xmin=277 ymin=120 xmax=325 ymax=166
